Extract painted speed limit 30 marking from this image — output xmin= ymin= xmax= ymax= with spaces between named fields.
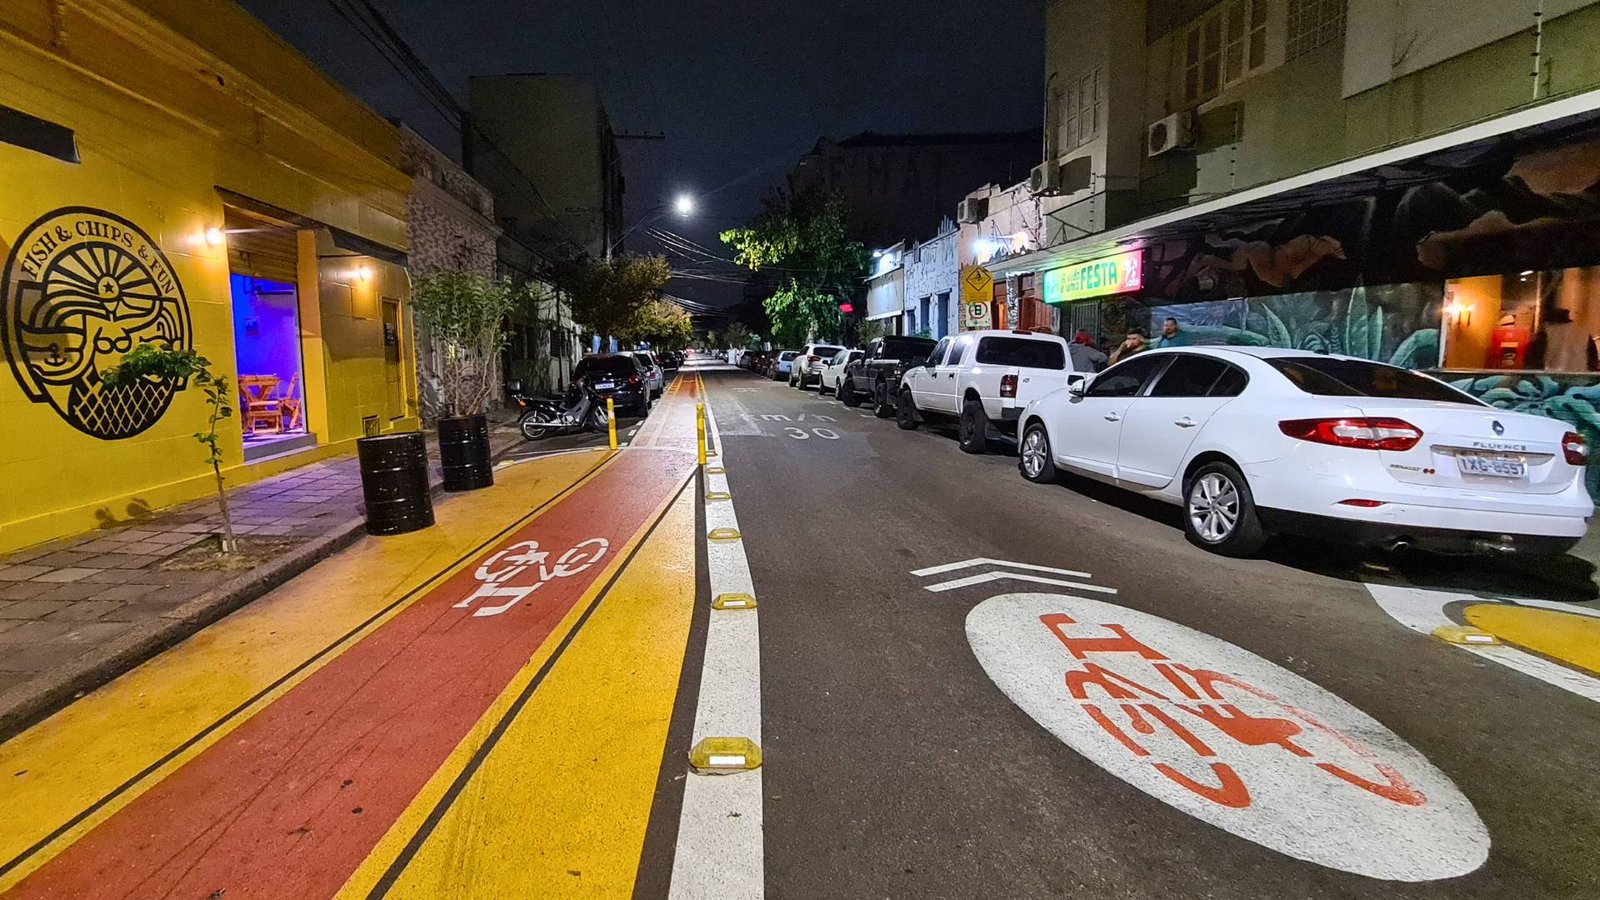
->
xmin=967 ymin=592 xmax=1489 ymax=882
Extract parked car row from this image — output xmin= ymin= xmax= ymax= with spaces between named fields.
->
xmin=774 ymin=328 xmax=1595 ymax=559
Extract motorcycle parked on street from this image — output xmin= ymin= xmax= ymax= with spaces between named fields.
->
xmin=514 ymin=382 xmax=610 ymax=440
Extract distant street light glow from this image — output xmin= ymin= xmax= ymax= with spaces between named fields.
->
xmin=674 ymin=195 xmax=695 ymax=216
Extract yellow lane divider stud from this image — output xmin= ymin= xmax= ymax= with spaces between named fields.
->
xmin=696 ymin=402 xmax=707 ymax=466
xmin=689 ymin=736 xmax=763 ymax=774
xmin=705 ymin=490 xmax=732 ymax=501
xmin=1432 ymin=624 xmax=1501 ymax=646
xmin=712 ymin=592 xmax=757 ymax=610
xmin=706 ymin=466 xmax=726 ymax=475
xmin=607 ymin=397 xmax=618 ymax=450
xmin=707 ymin=527 xmax=741 ymax=542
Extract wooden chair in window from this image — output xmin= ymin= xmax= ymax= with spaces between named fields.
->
xmin=278 ymin=373 xmax=303 ymax=431
xmin=240 ymin=381 xmax=283 ymax=435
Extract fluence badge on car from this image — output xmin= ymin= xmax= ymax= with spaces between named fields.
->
xmin=1492 ymin=420 xmax=1505 ymax=436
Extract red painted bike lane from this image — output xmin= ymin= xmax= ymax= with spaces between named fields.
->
xmin=10 ymin=438 xmax=698 ymax=899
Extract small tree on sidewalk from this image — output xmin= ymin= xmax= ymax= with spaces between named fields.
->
xmin=410 ymin=272 xmax=521 ymax=418
xmin=102 ymin=344 xmax=240 ymax=553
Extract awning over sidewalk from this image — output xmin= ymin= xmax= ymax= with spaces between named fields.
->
xmin=990 ymin=88 xmax=1600 ymax=285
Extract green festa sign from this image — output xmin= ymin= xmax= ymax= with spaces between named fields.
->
xmin=1042 ymin=249 xmax=1144 ymax=303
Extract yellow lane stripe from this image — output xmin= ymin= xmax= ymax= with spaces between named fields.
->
xmin=338 ymin=472 xmax=696 ymax=898
xmin=1463 ymin=604 xmax=1600 ymax=676
xmin=0 ymin=451 xmax=614 ymax=885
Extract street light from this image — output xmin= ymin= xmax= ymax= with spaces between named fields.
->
xmin=608 ymin=193 xmax=696 ymax=259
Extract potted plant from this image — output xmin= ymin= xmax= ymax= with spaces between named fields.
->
xmin=410 ymin=272 xmax=519 ymax=491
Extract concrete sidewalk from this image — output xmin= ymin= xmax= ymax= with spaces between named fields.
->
xmin=0 ymin=420 xmax=524 ymax=738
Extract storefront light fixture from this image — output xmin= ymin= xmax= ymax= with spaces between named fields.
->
xmin=204 ymin=226 xmax=225 ymax=246
xmin=356 ymin=265 xmax=372 ymax=282
xmin=1444 ymin=299 xmax=1474 ymax=327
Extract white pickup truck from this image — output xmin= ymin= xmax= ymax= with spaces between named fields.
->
xmin=896 ymin=329 xmax=1079 ymax=454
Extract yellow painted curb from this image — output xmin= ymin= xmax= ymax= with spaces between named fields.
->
xmin=707 ymin=527 xmax=741 ymax=542
xmin=1432 ymin=624 xmax=1500 ymax=646
xmin=688 ymin=736 xmax=762 ymax=773
xmin=712 ymin=592 xmax=757 ymax=611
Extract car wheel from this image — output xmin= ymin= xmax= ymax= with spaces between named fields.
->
xmin=840 ymin=379 xmax=862 ymax=407
xmin=789 ymin=373 xmax=798 ymax=388
xmin=638 ymin=397 xmax=652 ymax=418
xmin=958 ymin=399 xmax=989 ymax=455
xmin=771 ymin=370 xmax=783 ymax=382
xmin=820 ymin=377 xmax=833 ymax=396
xmin=1018 ymin=422 xmax=1058 ymax=483
xmin=873 ymin=381 xmax=893 ymax=418
xmin=896 ymin=388 xmax=919 ymax=431
xmin=1183 ymin=462 xmax=1268 ymax=557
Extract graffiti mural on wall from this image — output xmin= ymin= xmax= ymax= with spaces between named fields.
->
xmin=1140 ymin=115 xmax=1600 ymax=304
xmin=1141 ymin=282 xmax=1444 ymax=369
xmin=1 ymin=207 xmax=191 ymax=439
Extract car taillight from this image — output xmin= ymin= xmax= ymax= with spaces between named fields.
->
xmin=627 ymin=374 xmax=641 ymax=387
xmin=1278 ymin=417 xmax=1422 ymax=451
xmin=1000 ymin=374 xmax=1018 ymax=398
xmin=1563 ymin=431 xmax=1588 ymax=466
xmin=807 ymin=355 xmax=819 ymax=364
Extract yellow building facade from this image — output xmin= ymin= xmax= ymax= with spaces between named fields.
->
xmin=0 ymin=0 xmax=419 ymax=553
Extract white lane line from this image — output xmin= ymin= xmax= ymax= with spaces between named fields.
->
xmin=668 ymin=388 xmax=764 ymax=900
xmin=921 ymin=571 xmax=1119 ymax=595
xmin=911 ymin=557 xmax=1094 ymax=578
xmin=1364 ymin=581 xmax=1600 ymax=704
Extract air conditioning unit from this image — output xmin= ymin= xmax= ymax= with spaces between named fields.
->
xmin=1147 ymin=112 xmax=1195 ymax=158
xmin=1028 ymin=162 xmax=1061 ymax=196
xmin=956 ymin=197 xmax=988 ymax=224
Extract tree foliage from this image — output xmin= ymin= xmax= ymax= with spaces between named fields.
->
xmin=410 ymin=272 xmax=522 ymax=418
xmin=625 ymin=299 xmax=694 ymax=349
xmin=102 ymin=345 xmax=240 ymax=553
xmin=723 ymin=322 xmax=754 ymax=350
xmin=721 ymin=187 xmax=868 ymax=348
xmin=548 ymin=253 xmax=673 ymax=342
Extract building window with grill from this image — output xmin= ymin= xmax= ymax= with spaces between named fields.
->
xmin=1287 ymin=0 xmax=1346 ymax=61
xmin=1059 ymin=66 xmax=1104 ymax=153
xmin=1183 ymin=0 xmax=1268 ymax=105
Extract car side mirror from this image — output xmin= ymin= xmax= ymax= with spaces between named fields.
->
xmin=1068 ymin=377 xmax=1088 ymax=400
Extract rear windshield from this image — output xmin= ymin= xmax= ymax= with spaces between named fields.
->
xmin=634 ymin=352 xmax=656 ymax=367
xmin=1266 ymin=357 xmax=1482 ymax=406
xmin=975 ymin=337 xmax=1066 ymax=370
xmin=779 ymin=351 xmax=799 ymax=360
xmin=813 ymin=345 xmax=845 ymax=357
xmin=574 ymin=357 xmax=637 ymax=378
xmin=881 ymin=337 xmax=936 ymax=359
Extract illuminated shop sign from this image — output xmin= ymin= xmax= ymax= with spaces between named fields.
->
xmin=1042 ymin=249 xmax=1144 ymax=303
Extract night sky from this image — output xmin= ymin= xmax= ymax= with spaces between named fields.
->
xmin=237 ymin=0 xmax=1046 ymax=306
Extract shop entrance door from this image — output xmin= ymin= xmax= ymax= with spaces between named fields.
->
xmin=225 ymin=207 xmax=310 ymax=460
xmin=382 ymin=298 xmax=405 ymax=421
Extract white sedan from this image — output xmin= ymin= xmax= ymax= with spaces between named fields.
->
xmin=819 ymin=348 xmax=863 ymax=396
xmin=1016 ymin=347 xmax=1593 ymax=557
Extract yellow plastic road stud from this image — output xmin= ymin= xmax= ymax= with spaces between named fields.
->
xmin=712 ymin=592 xmax=757 ymax=610
xmin=706 ymin=447 xmax=719 ymax=458
xmin=1432 ymin=624 xmax=1501 ymax=646
xmin=705 ymin=466 xmax=726 ymax=475
xmin=689 ymin=736 xmax=763 ymax=773
xmin=705 ymin=490 xmax=732 ymax=501
xmin=707 ymin=527 xmax=741 ymax=542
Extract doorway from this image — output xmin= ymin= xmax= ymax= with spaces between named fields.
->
xmin=225 ymin=206 xmax=310 ymax=460
xmin=382 ymin=297 xmax=406 ymax=420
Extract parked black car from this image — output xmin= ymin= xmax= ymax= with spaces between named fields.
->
xmin=573 ymin=353 xmax=651 ymax=416
xmin=838 ymin=335 xmax=938 ymax=417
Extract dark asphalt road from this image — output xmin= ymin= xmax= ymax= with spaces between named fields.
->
xmin=695 ymin=363 xmax=1600 ymax=899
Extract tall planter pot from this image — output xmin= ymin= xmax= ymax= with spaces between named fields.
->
xmin=357 ymin=432 xmax=435 ymax=535
xmin=438 ymin=413 xmax=494 ymax=491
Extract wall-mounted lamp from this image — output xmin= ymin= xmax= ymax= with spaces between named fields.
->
xmin=1444 ymin=299 xmax=1474 ymax=328
xmin=204 ymin=226 xmax=225 ymax=246
xmin=356 ymin=265 xmax=372 ymax=282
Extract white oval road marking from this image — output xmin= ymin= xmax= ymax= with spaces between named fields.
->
xmin=966 ymin=592 xmax=1488 ymax=882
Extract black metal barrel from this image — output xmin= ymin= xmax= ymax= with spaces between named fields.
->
xmin=437 ymin=413 xmax=495 ymax=491
xmin=356 ymin=431 xmax=435 ymax=535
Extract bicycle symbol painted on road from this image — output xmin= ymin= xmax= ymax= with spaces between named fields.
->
xmin=454 ymin=538 xmax=609 ymax=618
xmin=966 ymin=591 xmax=1488 ymax=882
